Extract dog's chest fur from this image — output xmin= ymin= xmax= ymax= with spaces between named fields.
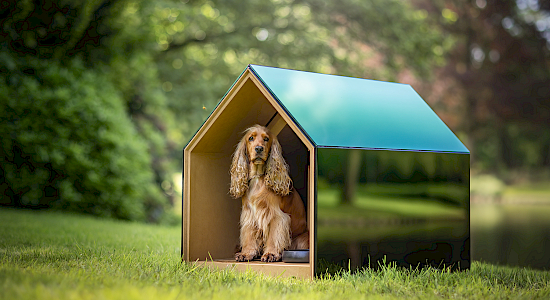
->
xmin=242 ymin=175 xmax=289 ymax=244
xmin=246 ymin=177 xmax=263 ymax=215
xmin=245 ymin=163 xmax=271 ymax=215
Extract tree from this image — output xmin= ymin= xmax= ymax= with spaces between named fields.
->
xmin=416 ymin=0 xmax=550 ymax=175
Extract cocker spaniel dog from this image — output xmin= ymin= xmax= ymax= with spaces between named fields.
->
xmin=230 ymin=124 xmax=309 ymax=262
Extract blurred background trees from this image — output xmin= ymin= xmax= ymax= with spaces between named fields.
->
xmin=413 ymin=0 xmax=550 ymax=179
xmin=1 ymin=0 xmax=549 ymax=221
xmin=1 ymin=0 xmax=174 ymax=222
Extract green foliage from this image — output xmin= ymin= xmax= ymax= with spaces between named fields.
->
xmin=1 ymin=0 xmax=179 ymax=220
xmin=0 ymin=54 xmax=168 ymax=221
xmin=1 ymin=208 xmax=550 ymax=299
xmin=318 ymin=149 xmax=467 ymax=185
xmin=0 ymin=0 xmax=131 ymax=61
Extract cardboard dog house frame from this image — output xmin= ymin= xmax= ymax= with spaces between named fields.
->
xmin=182 ymin=65 xmax=470 ymax=279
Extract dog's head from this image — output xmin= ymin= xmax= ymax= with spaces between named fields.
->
xmin=229 ymin=125 xmax=291 ymax=198
xmin=244 ymin=125 xmax=273 ymax=165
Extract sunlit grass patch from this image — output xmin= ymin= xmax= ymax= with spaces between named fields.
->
xmin=317 ymin=185 xmax=465 ymax=222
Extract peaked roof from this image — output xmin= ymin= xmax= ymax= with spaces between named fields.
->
xmin=249 ymin=65 xmax=469 ymax=154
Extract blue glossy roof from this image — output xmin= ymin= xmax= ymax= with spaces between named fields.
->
xmin=249 ymin=65 xmax=469 ymax=153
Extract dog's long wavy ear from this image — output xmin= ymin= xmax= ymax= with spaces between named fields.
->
xmin=229 ymin=136 xmax=249 ymax=198
xmin=265 ymin=137 xmax=292 ymax=196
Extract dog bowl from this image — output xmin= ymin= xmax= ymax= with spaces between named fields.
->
xmin=282 ymin=250 xmax=309 ymax=263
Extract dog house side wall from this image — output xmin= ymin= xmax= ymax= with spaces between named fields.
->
xmin=314 ymin=148 xmax=470 ymax=272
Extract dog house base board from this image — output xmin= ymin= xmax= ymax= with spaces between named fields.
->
xmin=201 ymin=260 xmax=311 ymax=279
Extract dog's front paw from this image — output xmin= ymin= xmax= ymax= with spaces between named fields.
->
xmin=235 ymin=251 xmax=256 ymax=262
xmin=261 ymin=252 xmax=282 ymax=262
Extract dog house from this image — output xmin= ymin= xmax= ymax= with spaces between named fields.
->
xmin=182 ymin=65 xmax=470 ymax=279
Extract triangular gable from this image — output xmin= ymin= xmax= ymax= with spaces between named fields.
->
xmin=185 ymin=67 xmax=314 ymax=154
xmin=250 ymin=65 xmax=469 ymax=153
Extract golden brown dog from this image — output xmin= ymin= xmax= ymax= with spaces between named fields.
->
xmin=230 ymin=124 xmax=309 ymax=262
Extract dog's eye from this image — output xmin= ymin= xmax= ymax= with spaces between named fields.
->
xmin=264 ymin=137 xmax=269 ymax=142
xmin=248 ymin=136 xmax=254 ymax=141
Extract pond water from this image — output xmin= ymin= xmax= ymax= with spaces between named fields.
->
xmin=471 ymin=204 xmax=550 ymax=270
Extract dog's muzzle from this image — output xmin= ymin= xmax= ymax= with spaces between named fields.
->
xmin=253 ymin=157 xmax=265 ymax=165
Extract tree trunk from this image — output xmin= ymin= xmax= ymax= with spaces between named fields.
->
xmin=341 ymin=150 xmax=362 ymax=205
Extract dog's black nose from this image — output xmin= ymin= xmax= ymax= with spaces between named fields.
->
xmin=255 ymin=146 xmax=264 ymax=154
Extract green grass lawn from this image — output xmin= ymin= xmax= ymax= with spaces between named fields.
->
xmin=1 ymin=208 xmax=549 ymax=299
